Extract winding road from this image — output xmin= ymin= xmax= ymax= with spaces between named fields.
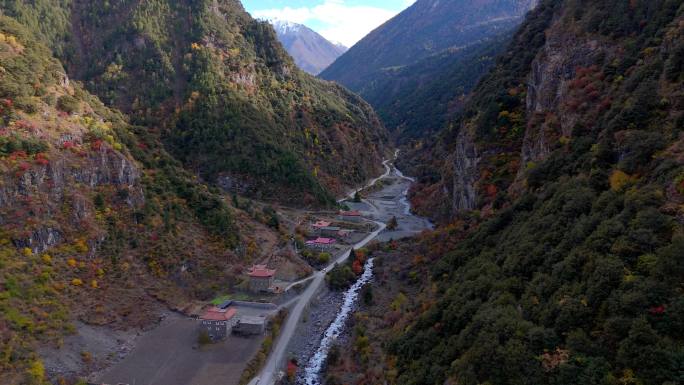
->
xmin=251 ymin=155 xmax=397 ymax=385
xmin=252 ymin=221 xmax=386 ymax=385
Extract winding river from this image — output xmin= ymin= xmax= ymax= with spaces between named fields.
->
xmin=251 ymin=156 xmax=430 ymax=385
xmin=300 ymin=161 xmax=431 ymax=384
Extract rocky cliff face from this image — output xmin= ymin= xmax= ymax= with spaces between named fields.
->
xmin=2 ymin=144 xmax=143 ymax=253
xmin=450 ymin=129 xmax=480 ymax=213
xmin=408 ymin=0 xmax=683 ymax=223
xmin=520 ymin=29 xmax=613 ymax=177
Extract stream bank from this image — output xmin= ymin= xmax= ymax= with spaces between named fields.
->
xmin=284 ymin=164 xmax=431 ymax=385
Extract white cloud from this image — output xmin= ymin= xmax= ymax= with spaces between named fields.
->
xmin=252 ymin=0 xmax=404 ymax=47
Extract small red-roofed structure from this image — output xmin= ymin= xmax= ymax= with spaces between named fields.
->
xmin=248 ymin=264 xmax=276 ymax=292
xmin=312 ymin=220 xmax=332 ymax=229
xmin=306 ymin=237 xmax=337 ymax=249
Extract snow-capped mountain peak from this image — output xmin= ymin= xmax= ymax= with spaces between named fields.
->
xmin=265 ymin=19 xmax=348 ymax=75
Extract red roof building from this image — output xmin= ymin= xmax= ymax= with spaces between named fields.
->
xmin=199 ymin=307 xmax=237 ymax=341
xmin=248 ymin=264 xmax=276 ymax=278
xmin=312 ymin=220 xmax=332 ymax=228
xmin=306 ymin=237 xmax=337 ymax=249
xmin=247 ymin=264 xmax=276 ymax=292
xmin=201 ymin=306 xmax=237 ymax=321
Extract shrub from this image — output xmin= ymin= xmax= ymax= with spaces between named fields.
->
xmin=387 ymin=216 xmax=398 ymax=230
xmin=610 ymin=170 xmax=634 ymax=191
xmin=317 ymin=252 xmax=331 ymax=264
xmin=326 ymin=264 xmax=356 ymax=290
xmin=198 ymin=330 xmax=211 ymax=345
xmin=15 ymin=96 xmax=37 ymax=113
xmin=57 ymin=95 xmax=79 ymax=114
xmin=26 ymin=360 xmax=44 ymax=384
xmin=676 ymin=174 xmax=684 ymax=195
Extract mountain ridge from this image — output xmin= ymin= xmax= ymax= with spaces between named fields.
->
xmin=270 ymin=19 xmax=347 ymax=75
xmin=1 ymin=0 xmax=388 ymax=205
xmin=321 ymin=0 xmax=539 ymax=92
xmin=320 ymin=0 xmax=538 ymax=141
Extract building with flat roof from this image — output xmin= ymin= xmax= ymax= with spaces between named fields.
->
xmin=319 ymin=226 xmax=341 ymax=237
xmin=339 ymin=210 xmax=363 ymax=222
xmin=233 ymin=315 xmax=267 ymax=335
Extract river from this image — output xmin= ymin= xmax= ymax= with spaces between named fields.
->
xmin=298 ymin=162 xmax=432 ymax=385
xmin=251 ymin=157 xmax=430 ymax=385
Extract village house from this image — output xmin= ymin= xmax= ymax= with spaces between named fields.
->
xmin=247 ymin=264 xmax=276 ymax=292
xmin=199 ymin=306 xmax=237 ymax=341
xmin=311 ymin=220 xmax=332 ymax=230
xmin=339 ymin=210 xmax=363 ymax=222
xmin=306 ymin=237 xmax=336 ymax=249
xmin=233 ymin=315 xmax=267 ymax=336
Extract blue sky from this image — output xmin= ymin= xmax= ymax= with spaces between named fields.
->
xmin=242 ymin=0 xmax=415 ymax=47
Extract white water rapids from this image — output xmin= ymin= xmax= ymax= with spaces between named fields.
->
xmin=301 ymin=257 xmax=375 ymax=384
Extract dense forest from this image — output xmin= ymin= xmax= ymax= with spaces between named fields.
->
xmin=1 ymin=0 xmax=388 ymax=205
xmin=0 ymin=1 xmax=388 ymax=383
xmin=362 ymin=37 xmax=509 ymax=143
xmin=328 ymin=0 xmax=684 ymax=384
xmin=321 ymin=0 xmax=537 ymax=141
xmin=0 ymin=13 xmax=259 ymax=384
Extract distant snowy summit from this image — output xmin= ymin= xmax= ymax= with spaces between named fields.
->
xmin=271 ymin=19 xmax=304 ymax=34
xmin=268 ymin=18 xmax=347 ymax=75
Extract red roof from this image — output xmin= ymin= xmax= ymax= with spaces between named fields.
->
xmin=201 ymin=307 xmax=237 ymax=321
xmin=339 ymin=210 xmax=361 ymax=216
xmin=306 ymin=237 xmax=336 ymax=245
xmin=313 ymin=220 xmax=332 ymax=228
xmin=248 ymin=264 xmax=276 ymax=278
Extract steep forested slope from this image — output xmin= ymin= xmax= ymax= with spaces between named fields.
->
xmin=322 ymin=0 xmax=538 ymax=91
xmin=364 ymin=36 xmax=508 ymax=143
xmin=2 ymin=0 xmax=388 ymax=205
xmin=327 ymin=1 xmax=684 ymax=384
xmin=320 ymin=0 xmax=537 ymax=141
xmin=0 ymin=14 xmax=264 ymax=384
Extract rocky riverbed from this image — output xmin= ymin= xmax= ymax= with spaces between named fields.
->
xmin=285 ymin=288 xmax=346 ymax=369
xmin=282 ymin=164 xmax=431 ymax=384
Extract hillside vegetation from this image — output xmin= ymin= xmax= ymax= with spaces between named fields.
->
xmin=0 ymin=13 xmax=266 ymax=384
xmin=3 ymin=0 xmax=388 ymax=205
xmin=328 ymin=0 xmax=684 ymax=384
xmin=364 ymin=37 xmax=509 ymax=143
xmin=321 ymin=0 xmax=537 ymax=141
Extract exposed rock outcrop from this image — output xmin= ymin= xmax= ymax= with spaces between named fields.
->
xmin=450 ymin=129 xmax=480 ymax=213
